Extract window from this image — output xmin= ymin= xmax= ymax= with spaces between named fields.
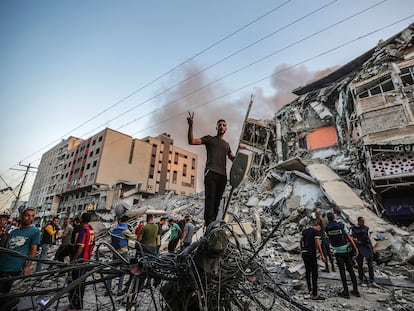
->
xmin=96 ymin=148 xmax=100 ymax=155
xmin=98 ymin=136 xmax=103 ymax=142
xmin=401 ymin=66 xmax=414 ymax=85
xmin=183 ymin=164 xmax=187 ymax=177
xmin=191 ymin=175 xmax=195 ymax=186
xmin=92 ymin=139 xmax=96 ymax=145
xmin=174 ymin=152 xmax=179 ymax=164
xmin=192 ymin=158 xmax=196 ymax=169
xmin=89 ymin=151 xmax=93 ymax=157
xmin=86 ymin=163 xmax=90 ymax=170
xmin=173 ymin=171 xmax=177 ymax=184
xmin=93 ymin=160 xmax=97 ymax=167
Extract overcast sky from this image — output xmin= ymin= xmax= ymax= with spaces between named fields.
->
xmin=1 ymin=0 xmax=413 ymax=209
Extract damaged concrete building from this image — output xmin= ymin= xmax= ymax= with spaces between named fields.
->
xmin=274 ymin=23 xmax=414 ymax=225
xmin=28 ymin=128 xmax=198 ymax=223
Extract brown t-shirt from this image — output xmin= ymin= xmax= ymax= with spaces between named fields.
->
xmin=201 ymin=135 xmax=231 ymax=176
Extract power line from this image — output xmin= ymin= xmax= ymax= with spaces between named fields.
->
xmin=3 ymin=3 xmax=412 ymax=199
xmin=41 ymin=0 xmax=341 ymax=142
xmin=6 ymin=0 xmax=292 ymax=174
xmin=130 ymin=15 xmax=414 ymax=138
xmin=5 ymin=15 xmax=412 ymax=211
xmin=114 ymin=0 xmax=390 ymax=131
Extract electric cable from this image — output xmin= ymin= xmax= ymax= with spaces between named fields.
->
xmin=3 ymin=1 xmax=292 ymax=175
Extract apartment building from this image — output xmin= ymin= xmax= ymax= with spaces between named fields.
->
xmin=143 ymin=133 xmax=198 ymax=195
xmin=28 ymin=136 xmax=82 ymax=219
xmin=29 ymin=128 xmax=198 ymax=219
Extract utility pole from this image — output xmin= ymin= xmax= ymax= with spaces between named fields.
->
xmin=10 ymin=162 xmax=37 ymax=216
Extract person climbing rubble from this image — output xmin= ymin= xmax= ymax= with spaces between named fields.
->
xmin=300 ymin=218 xmax=326 ymax=300
xmin=325 ymin=212 xmax=360 ymax=299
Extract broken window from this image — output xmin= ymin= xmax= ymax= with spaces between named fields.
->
xmin=305 ymin=126 xmax=337 ymax=150
xmin=400 ymin=66 xmax=414 ymax=85
xmin=356 ymin=74 xmax=395 ymax=99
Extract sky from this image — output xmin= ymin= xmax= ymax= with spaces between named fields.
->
xmin=0 ymin=0 xmax=413 ymax=209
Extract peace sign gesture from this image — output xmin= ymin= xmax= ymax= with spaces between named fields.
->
xmin=187 ymin=111 xmax=194 ymax=126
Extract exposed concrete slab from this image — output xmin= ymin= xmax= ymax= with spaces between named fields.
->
xmin=319 ymin=272 xmax=414 ymax=288
xmin=321 ymin=180 xmax=364 ymax=209
xmin=306 ymin=163 xmax=341 ymax=182
xmin=307 ymin=163 xmax=408 ymax=236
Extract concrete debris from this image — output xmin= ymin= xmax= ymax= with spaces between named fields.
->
xmin=4 ymin=23 xmax=414 ymax=311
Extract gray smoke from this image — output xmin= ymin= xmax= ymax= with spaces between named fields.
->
xmin=147 ymin=62 xmax=339 ymax=191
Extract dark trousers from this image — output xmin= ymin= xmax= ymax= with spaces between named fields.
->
xmin=54 ymin=244 xmax=74 ymax=262
xmin=356 ymin=254 xmax=374 ymax=282
xmin=204 ymin=171 xmax=227 ymax=225
xmin=302 ymin=252 xmax=318 ymax=296
xmin=335 ymin=252 xmax=358 ymax=293
xmin=321 ymin=238 xmax=334 ymax=269
xmin=168 ymin=237 xmax=179 ymax=253
xmin=69 ymin=268 xmax=86 ymax=310
xmin=0 ymin=271 xmax=20 ymax=310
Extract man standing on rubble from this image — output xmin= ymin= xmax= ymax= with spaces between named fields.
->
xmin=187 ymin=113 xmax=235 ymax=226
xmin=0 ymin=209 xmax=40 ymax=309
xmin=325 ymin=212 xmax=360 ymax=299
xmin=68 ymin=212 xmax=95 ymax=311
xmin=351 ymin=216 xmax=377 ymax=286
xmin=301 ymin=218 xmax=326 ymax=300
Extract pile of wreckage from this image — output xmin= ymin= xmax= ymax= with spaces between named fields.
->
xmin=4 ymin=22 xmax=414 ymax=311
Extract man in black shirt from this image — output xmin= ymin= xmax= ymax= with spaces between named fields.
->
xmin=301 ymin=219 xmax=326 ymax=300
xmin=187 ymin=113 xmax=235 ymax=226
xmin=351 ymin=216 xmax=376 ymax=286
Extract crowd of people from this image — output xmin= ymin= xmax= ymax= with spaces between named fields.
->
xmin=301 ymin=211 xmax=379 ymax=301
xmin=0 ymin=209 xmax=197 ymax=310
xmin=0 ymin=115 xmax=381 ymax=309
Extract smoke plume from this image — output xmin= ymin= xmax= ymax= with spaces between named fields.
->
xmin=147 ymin=62 xmax=339 ymax=191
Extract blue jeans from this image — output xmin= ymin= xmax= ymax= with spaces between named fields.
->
xmin=36 ymin=243 xmax=50 ymax=271
xmin=107 ymin=251 xmax=129 ymax=293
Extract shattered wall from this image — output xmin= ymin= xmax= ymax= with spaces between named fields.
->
xmin=271 ymin=23 xmax=414 ymax=223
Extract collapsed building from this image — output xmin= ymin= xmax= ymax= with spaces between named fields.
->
xmin=3 ymin=23 xmax=414 ymax=311
xmin=273 ymin=23 xmax=414 ymax=226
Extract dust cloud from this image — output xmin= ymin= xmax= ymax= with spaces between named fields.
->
xmin=147 ymin=62 xmax=339 ymax=191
